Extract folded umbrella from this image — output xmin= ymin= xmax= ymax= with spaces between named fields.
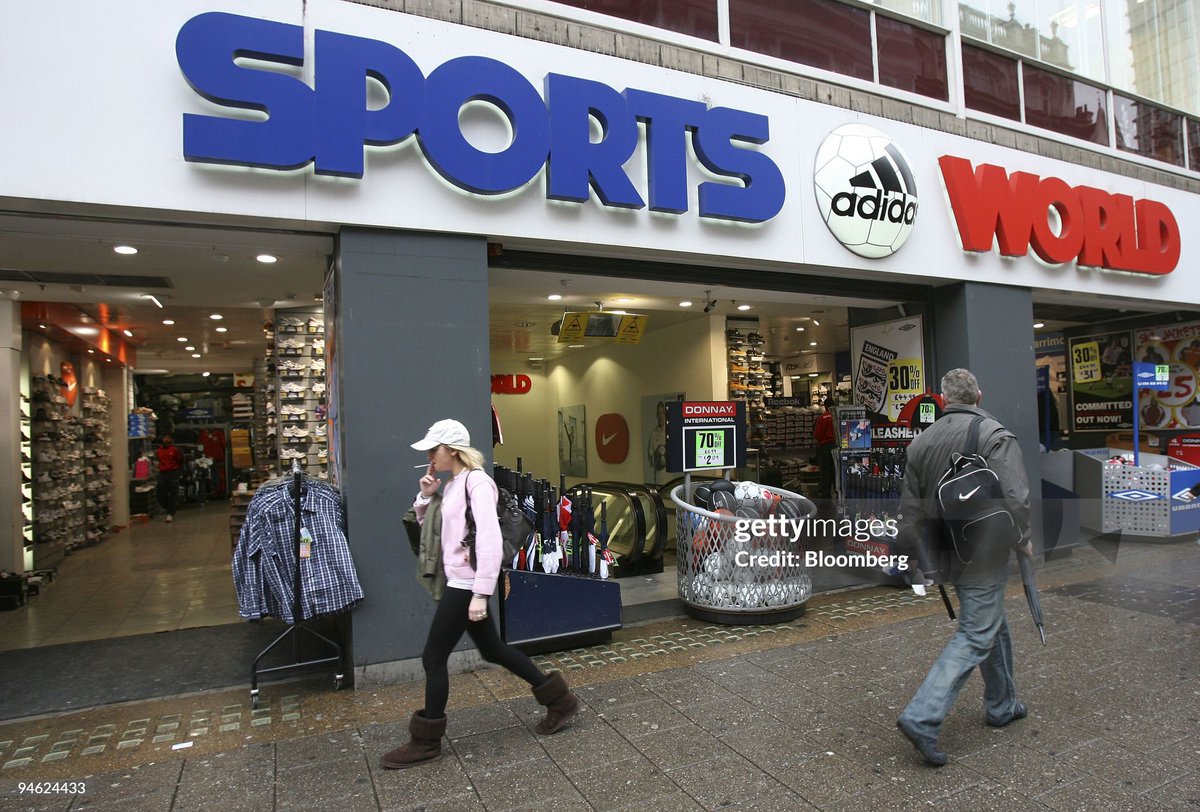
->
xmin=1018 ymin=551 xmax=1047 ymax=645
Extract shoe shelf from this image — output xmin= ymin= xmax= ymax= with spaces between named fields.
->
xmin=271 ymin=309 xmax=328 ymax=479
xmin=81 ymin=388 xmax=112 ymax=547
xmin=29 ymin=375 xmax=86 ymax=562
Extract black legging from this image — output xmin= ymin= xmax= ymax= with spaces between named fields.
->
xmin=422 ymin=587 xmax=546 ymax=718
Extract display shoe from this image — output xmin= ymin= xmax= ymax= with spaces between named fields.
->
xmin=896 ymin=718 xmax=947 ymax=767
xmin=379 ymin=711 xmax=446 ymax=769
xmin=531 ymin=671 xmax=582 ymax=735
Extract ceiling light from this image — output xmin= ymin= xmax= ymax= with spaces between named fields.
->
xmin=185 ymin=346 xmax=195 ymax=351
xmin=210 ymin=314 xmax=224 ymax=320
xmin=256 ymin=254 xmax=278 ymax=264
xmin=568 ymin=344 xmax=585 ymax=348
xmin=547 ymin=294 xmax=562 ymax=301
xmin=795 ymin=326 xmax=805 ymax=332
xmin=215 ymin=326 xmax=227 ymax=333
xmin=610 ymin=310 xmax=627 ymax=315
xmin=529 ymin=357 xmax=544 ymax=361
xmin=113 ymin=245 xmax=138 ymax=255
xmin=737 ymin=304 xmax=752 ymax=311
xmin=177 ymin=337 xmax=188 ymax=342
xmin=87 ymin=349 xmax=95 ymax=354
xmin=812 ymin=319 xmax=821 ymax=326
xmin=122 ymin=329 xmax=134 ymax=338
xmin=1033 ymin=322 xmax=1045 ymax=328
xmin=679 ymin=301 xmax=693 ymax=307
xmin=142 ymin=294 xmax=164 ymax=308
xmin=162 ymin=319 xmax=175 ymax=325
xmin=39 ymin=324 xmax=47 ymax=329
xmin=809 ymin=373 xmax=819 ymax=377
xmin=810 ymin=341 xmax=818 ymax=346
xmin=105 ymin=358 xmax=112 ymax=363
xmin=615 ymin=298 xmax=633 ymax=304
xmin=191 ymin=353 xmax=201 ymax=358
xmin=202 ymin=372 xmax=211 ymax=377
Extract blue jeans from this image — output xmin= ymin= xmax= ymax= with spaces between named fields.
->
xmin=899 ymin=577 xmax=1020 ymax=739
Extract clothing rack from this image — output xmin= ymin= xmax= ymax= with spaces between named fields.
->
xmin=249 ymin=460 xmax=346 ymax=708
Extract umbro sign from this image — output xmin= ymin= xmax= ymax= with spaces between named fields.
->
xmin=1107 ymin=489 xmax=1164 ymax=502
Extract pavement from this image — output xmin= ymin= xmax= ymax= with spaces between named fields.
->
xmin=1 ymin=538 xmax=1198 ymax=811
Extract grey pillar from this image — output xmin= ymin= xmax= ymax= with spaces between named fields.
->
xmin=1 ymin=301 xmax=24 ymax=573
xmin=933 ymin=282 xmax=1043 ymax=548
xmin=332 ymin=228 xmax=492 ymax=686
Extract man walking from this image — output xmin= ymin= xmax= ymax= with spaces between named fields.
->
xmin=156 ymin=435 xmax=185 ymax=523
xmin=894 ymin=369 xmax=1033 ymax=766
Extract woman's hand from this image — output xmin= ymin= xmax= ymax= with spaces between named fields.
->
xmin=419 ymin=462 xmax=439 ymax=498
xmin=468 ymin=595 xmax=489 ymax=622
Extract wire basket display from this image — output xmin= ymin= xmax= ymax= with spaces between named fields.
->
xmin=670 ymin=483 xmax=816 ymax=624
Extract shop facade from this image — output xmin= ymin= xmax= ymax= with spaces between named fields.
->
xmin=2 ymin=0 xmax=1198 ymax=683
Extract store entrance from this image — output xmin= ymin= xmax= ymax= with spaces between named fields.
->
xmin=484 ymin=263 xmax=913 ymax=620
xmin=1 ymin=213 xmax=335 ymax=659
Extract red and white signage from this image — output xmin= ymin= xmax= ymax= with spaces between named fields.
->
xmin=939 ymin=156 xmax=1180 ymax=275
xmin=683 ymin=402 xmax=738 ymax=418
xmin=491 ymin=374 xmax=532 ymax=395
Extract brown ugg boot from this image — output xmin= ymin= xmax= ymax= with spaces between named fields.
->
xmin=532 ymin=671 xmax=582 ymax=735
xmin=379 ymin=711 xmax=446 ymax=769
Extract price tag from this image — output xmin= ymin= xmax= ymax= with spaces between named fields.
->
xmin=1072 ymin=340 xmax=1101 ymax=383
xmin=299 ymin=527 xmax=314 ymax=558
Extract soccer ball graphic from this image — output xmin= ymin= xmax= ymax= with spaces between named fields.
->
xmin=814 ymin=124 xmax=919 ymax=259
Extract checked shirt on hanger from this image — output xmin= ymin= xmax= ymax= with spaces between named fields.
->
xmin=233 ymin=479 xmax=363 ymax=623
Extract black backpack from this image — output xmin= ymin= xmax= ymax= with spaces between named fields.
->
xmin=935 ymin=417 xmax=1020 ymax=565
xmin=463 ymin=471 xmax=533 ymax=569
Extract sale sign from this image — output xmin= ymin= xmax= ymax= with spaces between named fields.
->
xmin=1069 ymin=332 xmax=1133 ymax=432
xmin=1135 ymin=320 xmax=1200 ymax=429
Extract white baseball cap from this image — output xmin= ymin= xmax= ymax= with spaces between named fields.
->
xmin=411 ymin=419 xmax=471 ymax=451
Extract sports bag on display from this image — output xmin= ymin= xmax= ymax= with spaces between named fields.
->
xmin=463 ymin=471 xmax=533 ymax=569
xmin=935 ymin=417 xmax=1021 ymax=564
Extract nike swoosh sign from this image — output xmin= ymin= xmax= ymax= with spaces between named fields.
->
xmin=601 ymin=432 xmax=618 ymax=445
xmin=959 ymin=486 xmax=981 ymax=500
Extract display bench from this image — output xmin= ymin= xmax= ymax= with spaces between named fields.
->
xmin=1075 ymin=449 xmax=1200 ymax=542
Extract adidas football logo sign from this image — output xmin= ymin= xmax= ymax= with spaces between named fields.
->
xmin=814 ymin=124 xmax=919 ymax=259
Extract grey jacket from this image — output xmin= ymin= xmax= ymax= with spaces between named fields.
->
xmin=897 ymin=404 xmax=1031 ymax=582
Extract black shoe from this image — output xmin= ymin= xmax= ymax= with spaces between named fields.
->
xmin=986 ymin=703 xmax=1028 ymax=727
xmin=897 ymin=718 xmax=947 ymax=766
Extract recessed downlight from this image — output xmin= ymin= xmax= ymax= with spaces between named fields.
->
xmin=122 ymin=329 xmax=134 ymax=338
xmin=202 ymin=372 xmax=211 ymax=377
xmin=177 ymin=337 xmax=188 ymax=342
xmin=162 ymin=319 xmax=175 ymax=326
xmin=547 ymin=294 xmax=562 ymax=301
xmin=210 ymin=314 xmax=224 ymax=320
xmin=215 ymin=326 xmax=228 ymax=333
xmin=615 ymin=298 xmax=633 ymax=304
xmin=795 ymin=326 xmax=805 ymax=332
xmin=113 ymin=245 xmax=138 ymax=255
xmin=568 ymin=344 xmax=585 ymax=348
xmin=1033 ymin=322 xmax=1045 ymax=329
xmin=810 ymin=341 xmax=818 ymax=346
xmin=737 ymin=304 xmax=752 ymax=311
xmin=185 ymin=346 xmax=195 ymax=351
xmin=191 ymin=353 xmax=202 ymax=358
xmin=679 ymin=301 xmax=693 ymax=307
xmin=87 ymin=349 xmax=95 ymax=354
xmin=256 ymin=254 xmax=278 ymax=264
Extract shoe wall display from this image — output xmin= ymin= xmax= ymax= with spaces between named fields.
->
xmin=81 ymin=388 xmax=113 ymax=547
xmin=269 ymin=307 xmax=329 ymax=479
xmin=19 ymin=392 xmax=33 ymax=549
xmin=29 ymin=375 xmax=88 ymax=557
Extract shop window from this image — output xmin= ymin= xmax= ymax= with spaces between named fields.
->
xmin=961 ymin=43 xmax=1020 ymax=120
xmin=1023 ymin=64 xmax=1108 ymax=145
xmin=1190 ymin=118 xmax=1200 ymax=171
xmin=877 ymin=16 xmax=948 ymax=101
xmin=730 ymin=0 xmax=873 ymax=82
xmin=1114 ymin=95 xmax=1186 ymax=167
xmin=554 ymin=0 xmax=719 ymax=41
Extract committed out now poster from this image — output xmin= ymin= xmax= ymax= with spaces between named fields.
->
xmin=849 ymin=316 xmax=924 ymax=422
xmin=1135 ymin=320 xmax=1200 ymax=429
xmin=1068 ymin=331 xmax=1133 ymax=432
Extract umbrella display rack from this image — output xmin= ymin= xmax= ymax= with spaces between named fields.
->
xmin=1074 ymin=448 xmax=1200 ymax=541
xmin=671 ymin=482 xmax=815 ymax=625
xmin=494 ymin=465 xmax=623 ymax=653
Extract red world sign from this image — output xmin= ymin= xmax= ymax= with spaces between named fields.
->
xmin=939 ymin=156 xmax=1180 ymax=275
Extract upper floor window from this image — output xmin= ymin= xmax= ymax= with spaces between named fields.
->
xmin=1115 ymin=95 xmax=1186 ymax=166
xmin=553 ymin=0 xmax=719 ymax=41
xmin=877 ymin=16 xmax=949 ymax=100
xmin=962 ymin=43 xmax=1021 ymax=120
xmin=730 ymin=0 xmax=873 ymax=81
